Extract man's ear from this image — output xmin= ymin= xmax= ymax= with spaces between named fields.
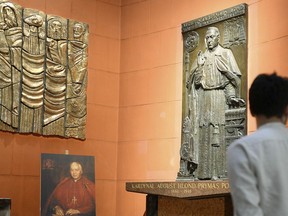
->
xmin=284 ymin=105 xmax=288 ymax=126
xmin=283 ymin=106 xmax=288 ymax=125
xmin=285 ymin=105 xmax=288 ymax=116
xmin=250 ymin=109 xmax=255 ymax=117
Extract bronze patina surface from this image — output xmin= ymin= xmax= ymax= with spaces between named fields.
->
xmin=0 ymin=1 xmax=89 ymax=140
xmin=178 ymin=4 xmax=248 ymax=180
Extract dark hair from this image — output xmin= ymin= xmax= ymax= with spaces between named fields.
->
xmin=249 ymin=73 xmax=288 ymax=118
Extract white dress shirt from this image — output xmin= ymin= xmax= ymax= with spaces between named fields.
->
xmin=227 ymin=122 xmax=288 ymax=216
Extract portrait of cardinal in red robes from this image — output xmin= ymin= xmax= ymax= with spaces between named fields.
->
xmin=41 ymin=154 xmax=96 ymax=216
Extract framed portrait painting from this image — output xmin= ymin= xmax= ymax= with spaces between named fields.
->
xmin=41 ymin=153 xmax=95 ymax=216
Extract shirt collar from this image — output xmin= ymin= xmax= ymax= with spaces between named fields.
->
xmin=259 ymin=122 xmax=286 ymax=130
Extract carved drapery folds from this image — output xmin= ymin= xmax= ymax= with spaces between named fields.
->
xmin=0 ymin=1 xmax=89 ymax=140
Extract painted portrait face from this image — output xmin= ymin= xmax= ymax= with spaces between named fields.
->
xmin=205 ymin=28 xmax=219 ymax=50
xmin=70 ymin=162 xmax=83 ymax=180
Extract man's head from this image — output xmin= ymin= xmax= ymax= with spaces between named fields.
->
xmin=249 ymin=73 xmax=288 ymax=120
xmin=205 ymin=27 xmax=220 ymax=51
xmin=70 ymin=162 xmax=83 ymax=181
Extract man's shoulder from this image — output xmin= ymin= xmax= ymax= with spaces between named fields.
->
xmin=229 ymin=130 xmax=263 ymax=150
xmin=56 ymin=177 xmax=72 ymax=187
xmin=229 ymin=125 xmax=287 ymax=151
xmin=80 ymin=176 xmax=95 ymax=185
xmin=212 ymin=45 xmax=234 ymax=59
xmin=215 ymin=45 xmax=232 ymax=54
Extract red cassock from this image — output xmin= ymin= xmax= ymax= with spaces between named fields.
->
xmin=46 ymin=176 xmax=95 ymax=216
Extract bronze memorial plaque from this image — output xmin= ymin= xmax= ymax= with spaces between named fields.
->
xmin=126 ymin=6 xmax=246 ymax=214
xmin=178 ymin=4 xmax=248 ymax=180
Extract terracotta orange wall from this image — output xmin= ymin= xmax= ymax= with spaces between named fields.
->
xmin=0 ymin=0 xmax=288 ymax=216
xmin=118 ymin=0 xmax=288 ymax=215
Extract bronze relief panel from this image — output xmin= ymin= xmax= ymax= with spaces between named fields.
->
xmin=178 ymin=4 xmax=248 ymax=180
xmin=0 ymin=1 xmax=89 ymax=140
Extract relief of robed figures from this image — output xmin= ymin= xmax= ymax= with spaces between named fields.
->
xmin=0 ymin=0 xmax=89 ymax=140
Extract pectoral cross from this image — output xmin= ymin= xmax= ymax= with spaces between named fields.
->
xmin=72 ymin=196 xmax=77 ymax=205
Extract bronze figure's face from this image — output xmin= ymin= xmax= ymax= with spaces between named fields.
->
xmin=3 ymin=6 xmax=17 ymax=28
xmin=205 ymin=28 xmax=220 ymax=50
xmin=73 ymin=23 xmax=84 ymax=39
xmin=49 ymin=20 xmax=62 ymax=39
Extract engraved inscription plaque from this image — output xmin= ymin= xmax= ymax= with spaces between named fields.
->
xmin=178 ymin=4 xmax=248 ymax=180
xmin=126 ymin=181 xmax=230 ymax=198
xmin=0 ymin=1 xmax=89 ymax=140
